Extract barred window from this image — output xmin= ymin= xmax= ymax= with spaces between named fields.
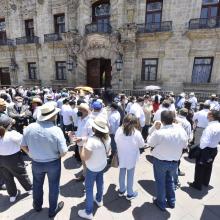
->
xmin=141 ymin=59 xmax=158 ymax=81
xmin=56 ymin=61 xmax=66 ymax=80
xmin=28 ymin=62 xmax=37 ymax=80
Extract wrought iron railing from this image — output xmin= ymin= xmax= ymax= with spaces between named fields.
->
xmin=189 ymin=17 xmax=220 ymax=29
xmin=137 ymin=21 xmax=172 ymax=33
xmin=44 ymin=33 xmax=62 ymax=42
xmin=0 ymin=39 xmax=14 ymax=46
xmin=16 ymin=36 xmax=39 ymax=45
xmin=85 ymin=22 xmax=112 ymax=34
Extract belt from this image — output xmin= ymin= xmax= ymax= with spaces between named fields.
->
xmin=161 ymin=160 xmax=178 ymax=163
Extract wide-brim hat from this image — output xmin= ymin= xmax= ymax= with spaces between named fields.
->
xmin=46 ymin=94 xmax=53 ymax=100
xmin=37 ymin=103 xmax=60 ymax=121
xmin=91 ymin=116 xmax=109 ymax=133
xmin=78 ymin=103 xmax=90 ymax=112
xmin=32 ymin=97 xmax=42 ymax=104
xmin=189 ymin=92 xmax=195 ymax=96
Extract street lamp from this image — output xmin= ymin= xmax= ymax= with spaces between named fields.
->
xmin=115 ymin=53 xmax=123 ymax=90
xmin=67 ymin=55 xmax=77 ymax=71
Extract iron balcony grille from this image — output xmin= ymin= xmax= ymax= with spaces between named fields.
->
xmin=137 ymin=21 xmax=172 ymax=33
xmin=16 ymin=36 xmax=39 ymax=45
xmin=0 ymin=39 xmax=14 ymax=46
xmin=189 ymin=17 xmax=220 ymax=29
xmin=44 ymin=33 xmax=62 ymax=42
xmin=85 ymin=22 xmax=112 ymax=34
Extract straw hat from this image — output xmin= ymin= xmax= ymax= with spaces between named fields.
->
xmin=91 ymin=116 xmax=109 ymax=133
xmin=78 ymin=103 xmax=90 ymax=112
xmin=37 ymin=103 xmax=60 ymax=121
xmin=189 ymin=92 xmax=195 ymax=96
xmin=46 ymin=94 xmax=53 ymax=100
xmin=32 ymin=97 xmax=42 ymax=104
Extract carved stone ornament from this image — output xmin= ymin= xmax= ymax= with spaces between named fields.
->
xmin=37 ymin=0 xmax=44 ymax=5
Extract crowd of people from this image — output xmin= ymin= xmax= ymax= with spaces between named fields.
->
xmin=0 ymin=85 xmax=219 ymax=219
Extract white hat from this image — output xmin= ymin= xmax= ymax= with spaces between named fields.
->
xmin=37 ymin=103 xmax=60 ymax=121
xmin=180 ymin=92 xmax=186 ymax=97
xmin=189 ymin=92 xmax=195 ymax=96
xmin=91 ymin=116 xmax=109 ymax=133
xmin=78 ymin=103 xmax=90 ymax=112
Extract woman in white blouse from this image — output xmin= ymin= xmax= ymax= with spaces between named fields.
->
xmin=115 ymin=114 xmax=145 ymax=200
xmin=0 ymin=114 xmax=32 ymax=203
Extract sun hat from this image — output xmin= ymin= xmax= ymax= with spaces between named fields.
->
xmin=32 ymin=97 xmax=42 ymax=104
xmin=37 ymin=103 xmax=60 ymax=121
xmin=91 ymin=116 xmax=109 ymax=133
xmin=0 ymin=114 xmax=13 ymax=128
xmin=189 ymin=92 xmax=195 ymax=96
xmin=46 ymin=94 xmax=53 ymax=100
xmin=78 ymin=103 xmax=90 ymax=112
xmin=0 ymin=98 xmax=6 ymax=107
xmin=92 ymin=101 xmax=102 ymax=110
xmin=211 ymin=94 xmax=217 ymax=98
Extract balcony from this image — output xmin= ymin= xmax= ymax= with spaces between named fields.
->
xmin=186 ymin=17 xmax=220 ymax=40
xmin=16 ymin=36 xmax=39 ymax=45
xmin=85 ymin=23 xmax=112 ymax=34
xmin=0 ymin=39 xmax=14 ymax=46
xmin=137 ymin=21 xmax=172 ymax=33
xmin=44 ymin=33 xmax=62 ymax=43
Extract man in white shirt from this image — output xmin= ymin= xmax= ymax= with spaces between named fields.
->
xmin=148 ymin=111 xmax=188 ymax=211
xmin=108 ymin=103 xmax=121 ymax=158
xmin=205 ymin=94 xmax=220 ymax=110
xmin=189 ymin=110 xmax=220 ymax=191
xmin=153 ymin=100 xmax=171 ymax=122
xmin=188 ymin=92 xmax=198 ymax=111
xmin=175 ymin=93 xmax=185 ymax=110
xmin=192 ymin=103 xmax=210 ymax=147
xmin=129 ymin=97 xmax=145 ymax=128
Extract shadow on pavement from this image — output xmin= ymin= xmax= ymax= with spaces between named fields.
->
xmin=183 ymin=156 xmax=195 ymax=164
xmin=145 ymin=155 xmax=154 ymax=164
xmin=103 ymin=184 xmax=131 ymax=213
xmin=63 ymin=156 xmax=81 ymax=170
xmin=0 ymin=192 xmax=30 ymax=212
xmin=138 ymin=180 xmax=156 ymax=197
xmin=132 ymin=202 xmax=170 ymax=220
xmin=180 ymin=186 xmax=213 ymax=199
xmin=14 ymin=208 xmax=51 ymax=220
xmin=70 ymin=201 xmax=98 ymax=220
xmin=201 ymin=205 xmax=220 ymax=219
xmin=60 ymin=179 xmax=84 ymax=198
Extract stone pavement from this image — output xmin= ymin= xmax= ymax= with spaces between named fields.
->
xmin=0 ymin=147 xmax=220 ymax=220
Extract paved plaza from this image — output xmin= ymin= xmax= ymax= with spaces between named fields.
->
xmin=0 ymin=147 xmax=220 ymax=220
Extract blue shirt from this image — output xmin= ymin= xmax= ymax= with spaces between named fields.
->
xmin=21 ymin=121 xmax=68 ymax=162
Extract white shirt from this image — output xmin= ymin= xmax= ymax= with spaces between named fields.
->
xmin=176 ymin=115 xmax=192 ymax=140
xmin=108 ymin=110 xmax=121 ymax=135
xmin=61 ymin=104 xmax=74 ymax=126
xmin=0 ymin=130 xmax=22 ymax=156
xmin=85 ymin=136 xmax=111 ymax=172
xmin=125 ymin=102 xmax=133 ymax=113
xmin=147 ymin=124 xmax=188 ymax=161
xmin=129 ymin=103 xmax=145 ymax=127
xmin=193 ymin=109 xmax=209 ymax=128
xmin=177 ymin=97 xmax=185 ymax=109
xmin=200 ymin=121 xmax=220 ymax=149
xmin=115 ymin=127 xmax=145 ymax=169
xmin=189 ymin=96 xmax=198 ymax=109
xmin=205 ymin=100 xmax=220 ymax=110
xmin=153 ymin=107 xmax=169 ymax=122
xmin=46 ymin=100 xmax=57 ymax=108
xmin=76 ymin=115 xmax=93 ymax=146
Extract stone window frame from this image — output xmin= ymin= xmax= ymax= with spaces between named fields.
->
xmin=54 ymin=13 xmax=65 ymax=34
xmin=25 ymin=19 xmax=35 ymax=38
xmin=145 ymin=0 xmax=163 ymax=24
xmin=191 ymin=57 xmax=214 ymax=84
xmin=0 ymin=18 xmax=7 ymax=41
xmin=141 ymin=58 xmax=158 ymax=81
xmin=28 ymin=62 xmax=37 ymax=80
xmin=201 ymin=0 xmax=220 ymax=18
xmin=55 ymin=61 xmax=67 ymax=80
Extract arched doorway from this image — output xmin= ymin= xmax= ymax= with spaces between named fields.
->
xmin=87 ymin=58 xmax=112 ymax=89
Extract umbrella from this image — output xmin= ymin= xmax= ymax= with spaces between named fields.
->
xmin=144 ymin=85 xmax=161 ymax=91
xmin=74 ymin=86 xmax=94 ymax=94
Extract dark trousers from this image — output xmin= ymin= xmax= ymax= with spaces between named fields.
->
xmin=142 ymin=125 xmax=151 ymax=140
xmin=0 ymin=152 xmax=32 ymax=196
xmin=0 ymin=169 xmax=5 ymax=186
xmin=63 ymin=124 xmax=73 ymax=143
xmin=32 ymin=159 xmax=61 ymax=216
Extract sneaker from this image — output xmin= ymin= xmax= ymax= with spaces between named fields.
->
xmin=0 ymin=184 xmax=6 ymax=190
xmin=118 ymin=190 xmax=125 ymax=197
xmin=188 ymin=182 xmax=202 ymax=191
xmin=9 ymin=190 xmax=20 ymax=203
xmin=27 ymin=190 xmax=32 ymax=195
xmin=78 ymin=209 xmax=93 ymax=220
xmin=126 ymin=191 xmax=138 ymax=200
xmin=48 ymin=201 xmax=64 ymax=218
xmin=94 ymin=198 xmax=103 ymax=207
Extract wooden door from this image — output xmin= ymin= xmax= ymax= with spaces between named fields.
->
xmin=87 ymin=59 xmax=101 ymax=88
xmin=0 ymin=68 xmax=11 ymax=85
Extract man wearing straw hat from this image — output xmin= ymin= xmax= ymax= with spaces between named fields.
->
xmin=21 ymin=103 xmax=68 ymax=218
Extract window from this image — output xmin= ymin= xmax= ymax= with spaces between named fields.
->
xmin=56 ymin=61 xmax=66 ymax=80
xmin=146 ymin=0 xmax=163 ymax=24
xmin=28 ymin=62 xmax=37 ymax=80
xmin=54 ymin=14 xmax=65 ymax=33
xmin=192 ymin=57 xmax=213 ymax=84
xmin=92 ymin=0 xmax=110 ymax=32
xmin=141 ymin=59 xmax=158 ymax=81
xmin=201 ymin=0 xmax=220 ymax=18
xmin=0 ymin=19 xmax=6 ymax=41
xmin=25 ymin=19 xmax=34 ymax=38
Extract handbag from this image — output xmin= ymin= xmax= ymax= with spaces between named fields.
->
xmin=111 ymin=152 xmax=119 ymax=168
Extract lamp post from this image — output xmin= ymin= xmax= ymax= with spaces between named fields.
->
xmin=67 ymin=55 xmax=77 ymax=72
xmin=115 ymin=53 xmax=123 ymax=91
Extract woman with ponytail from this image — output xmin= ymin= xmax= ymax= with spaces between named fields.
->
xmin=0 ymin=114 xmax=32 ymax=203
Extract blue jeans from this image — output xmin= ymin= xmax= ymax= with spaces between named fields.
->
xmin=153 ymin=158 xmax=178 ymax=209
xmin=110 ymin=134 xmax=117 ymax=155
xmin=32 ymin=159 xmax=61 ymax=216
xmin=85 ymin=168 xmax=104 ymax=215
xmin=119 ymin=167 xmax=135 ymax=196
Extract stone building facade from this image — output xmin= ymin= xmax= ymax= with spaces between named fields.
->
xmin=0 ymin=0 xmax=220 ymax=93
